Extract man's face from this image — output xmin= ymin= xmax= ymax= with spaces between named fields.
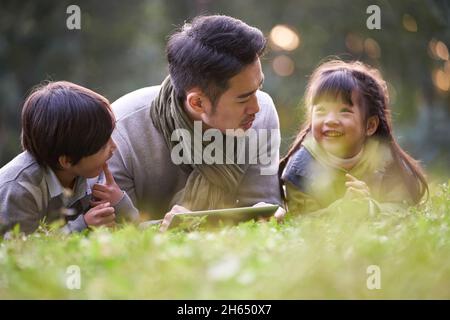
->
xmin=200 ymin=58 xmax=264 ymax=132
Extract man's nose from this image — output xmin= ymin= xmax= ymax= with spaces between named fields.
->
xmin=247 ymin=95 xmax=260 ymax=115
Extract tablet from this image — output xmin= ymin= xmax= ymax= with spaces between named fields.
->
xmin=139 ymin=204 xmax=279 ymax=230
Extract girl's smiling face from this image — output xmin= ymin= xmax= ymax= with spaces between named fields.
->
xmin=311 ymin=91 xmax=376 ymax=159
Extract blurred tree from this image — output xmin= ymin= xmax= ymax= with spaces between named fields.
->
xmin=0 ymin=0 xmax=169 ymax=164
xmin=0 ymin=0 xmax=448 ymax=175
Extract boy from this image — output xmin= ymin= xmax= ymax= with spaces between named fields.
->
xmin=0 ymin=81 xmax=139 ymax=236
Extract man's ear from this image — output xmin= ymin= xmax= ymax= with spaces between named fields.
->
xmin=58 ymin=155 xmax=73 ymax=169
xmin=186 ymin=88 xmax=210 ymax=114
xmin=366 ymin=115 xmax=379 ymax=136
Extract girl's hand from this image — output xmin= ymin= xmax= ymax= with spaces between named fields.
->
xmin=90 ymin=163 xmax=124 ymax=207
xmin=344 ymin=173 xmax=371 ymax=200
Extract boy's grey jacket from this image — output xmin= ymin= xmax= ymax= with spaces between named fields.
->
xmin=0 ymin=152 xmax=139 ymax=236
xmin=109 ymin=86 xmax=282 ymax=219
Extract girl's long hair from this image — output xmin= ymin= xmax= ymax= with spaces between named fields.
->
xmin=279 ymin=60 xmax=428 ymax=204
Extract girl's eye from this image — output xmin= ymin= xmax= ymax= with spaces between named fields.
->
xmin=314 ymin=108 xmax=325 ymax=114
xmin=340 ymin=108 xmax=352 ymax=113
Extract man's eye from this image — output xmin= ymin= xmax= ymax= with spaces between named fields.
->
xmin=239 ymin=100 xmax=249 ymax=104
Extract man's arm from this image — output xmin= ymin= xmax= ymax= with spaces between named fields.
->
xmin=108 ymin=86 xmax=162 ymax=212
xmin=108 ymin=128 xmax=138 ymax=206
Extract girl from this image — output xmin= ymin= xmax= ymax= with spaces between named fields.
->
xmin=279 ymin=60 xmax=428 ymax=216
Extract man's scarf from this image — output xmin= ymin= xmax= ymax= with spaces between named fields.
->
xmin=150 ymin=76 xmax=245 ymax=210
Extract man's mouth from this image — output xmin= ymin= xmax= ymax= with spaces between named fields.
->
xmin=323 ymin=130 xmax=343 ymax=137
xmin=241 ymin=116 xmax=255 ymax=127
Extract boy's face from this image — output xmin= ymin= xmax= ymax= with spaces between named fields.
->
xmin=69 ymin=138 xmax=117 ymax=178
xmin=311 ymin=92 xmax=371 ymax=158
xmin=199 ymin=58 xmax=264 ymax=132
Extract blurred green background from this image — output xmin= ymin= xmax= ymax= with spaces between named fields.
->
xmin=0 ymin=0 xmax=449 ymax=178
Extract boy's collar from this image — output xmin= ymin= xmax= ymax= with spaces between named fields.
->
xmin=44 ymin=168 xmax=89 ymax=206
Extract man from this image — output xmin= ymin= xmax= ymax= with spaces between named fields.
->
xmin=109 ymin=15 xmax=284 ymax=227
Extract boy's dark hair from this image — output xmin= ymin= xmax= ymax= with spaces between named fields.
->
xmin=21 ymin=81 xmax=114 ymax=170
xmin=166 ymin=15 xmax=266 ymax=106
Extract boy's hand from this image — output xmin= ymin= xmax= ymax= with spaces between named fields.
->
xmin=91 ymin=163 xmax=124 ymax=207
xmin=344 ymin=173 xmax=371 ymax=200
xmin=84 ymin=202 xmax=116 ymax=228
xmin=159 ymin=205 xmax=191 ymax=232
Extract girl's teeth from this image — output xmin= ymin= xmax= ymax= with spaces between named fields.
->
xmin=325 ymin=131 xmax=343 ymax=137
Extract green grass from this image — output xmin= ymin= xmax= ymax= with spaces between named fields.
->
xmin=0 ymin=182 xmax=449 ymax=299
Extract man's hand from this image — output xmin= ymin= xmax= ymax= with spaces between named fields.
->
xmin=159 ymin=205 xmax=191 ymax=232
xmin=84 ymin=202 xmax=116 ymax=228
xmin=90 ymin=163 xmax=124 ymax=207
xmin=344 ymin=173 xmax=371 ymax=200
xmin=274 ymin=207 xmax=287 ymax=222
xmin=253 ymin=202 xmax=286 ymax=223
